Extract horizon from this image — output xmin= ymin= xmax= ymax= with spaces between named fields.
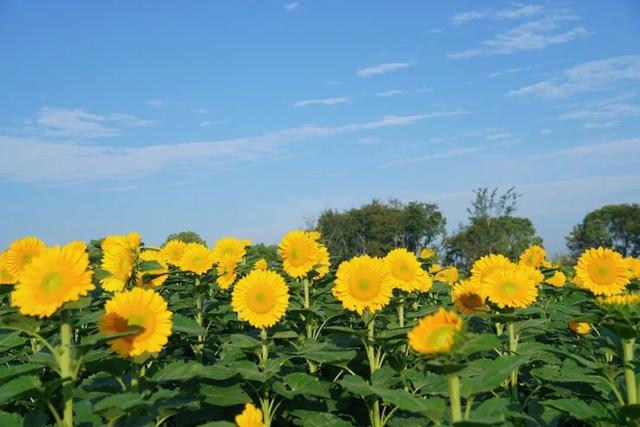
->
xmin=1 ymin=1 xmax=639 ymax=255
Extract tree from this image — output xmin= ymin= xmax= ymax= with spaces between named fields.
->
xmin=566 ymin=204 xmax=640 ymax=259
xmin=164 ymin=231 xmax=206 ymax=246
xmin=445 ymin=188 xmax=542 ymax=270
xmin=314 ymin=199 xmax=446 ymax=263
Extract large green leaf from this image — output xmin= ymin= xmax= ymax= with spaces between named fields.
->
xmin=200 ymin=384 xmax=251 ymax=406
xmin=460 ymin=355 xmax=528 ymax=398
xmin=273 ymin=372 xmax=331 ymax=399
xmin=0 ymin=376 xmax=42 ymax=405
xmin=172 ymin=313 xmax=206 ymax=336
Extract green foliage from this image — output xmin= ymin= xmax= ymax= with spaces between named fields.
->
xmin=164 ymin=231 xmax=207 ymax=245
xmin=566 ymin=203 xmax=640 ymax=259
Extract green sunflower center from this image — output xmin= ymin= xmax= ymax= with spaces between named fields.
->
xmin=40 ymin=272 xmax=64 ymax=294
xmin=127 ymin=314 xmax=145 ymax=328
xmin=428 ymin=326 xmax=454 ymax=349
xmin=501 ymin=281 xmax=518 ymax=295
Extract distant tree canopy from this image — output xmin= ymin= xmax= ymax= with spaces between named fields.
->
xmin=245 ymin=243 xmax=279 ymax=263
xmin=164 ymin=231 xmax=206 ymax=246
xmin=566 ymin=203 xmax=640 ymax=259
xmin=314 ymin=199 xmax=446 ymax=263
xmin=445 ymin=188 xmax=542 ymax=270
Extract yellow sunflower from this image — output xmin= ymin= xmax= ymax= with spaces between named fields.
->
xmin=597 ymin=293 xmax=640 ymax=306
xmin=575 ymin=247 xmax=630 ymax=296
xmin=451 ymin=280 xmax=488 ymax=315
xmin=11 ymin=243 xmax=94 ymax=318
xmin=419 ymin=248 xmax=436 ymax=260
xmin=179 ymin=243 xmax=215 ymax=275
xmin=4 ymin=237 xmax=46 ymax=279
xmin=216 ymin=256 xmax=238 ymax=290
xmin=470 ymin=254 xmax=513 ymax=283
xmin=385 ymin=248 xmax=430 ymax=292
xmin=255 ymin=259 xmax=268 ymax=271
xmin=211 ymin=237 xmax=252 ymax=264
xmin=231 ymin=269 xmax=289 ymax=329
xmin=313 ymin=245 xmax=331 ymax=280
xmin=624 ymin=257 xmax=640 ymax=280
xmin=408 ymin=308 xmax=463 ymax=355
xmin=278 ymin=230 xmax=325 ymax=278
xmin=519 ymin=245 xmax=546 ymax=268
xmin=568 ymin=320 xmax=591 ymax=335
xmin=161 ymin=240 xmax=188 ymax=266
xmin=235 ymin=403 xmax=265 ymax=427
xmin=137 ymin=250 xmax=168 ymax=289
xmin=332 ymin=255 xmax=393 ymax=315
xmin=0 ymin=251 xmax=17 ymax=285
xmin=435 ymin=266 xmax=459 ymax=285
xmin=546 ymin=271 xmax=566 ymax=287
xmin=520 ymin=264 xmax=545 ymax=286
xmin=99 ymin=287 xmax=173 ymax=358
xmin=429 ymin=264 xmax=442 ymax=274
xmin=482 ymin=265 xmax=538 ymax=309
xmin=101 ymin=234 xmax=140 ymax=292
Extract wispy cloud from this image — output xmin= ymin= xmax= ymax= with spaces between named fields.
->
xmin=486 ymin=64 xmax=541 ymax=78
xmin=452 ymin=4 xmax=544 ymax=25
xmin=23 ymin=107 xmax=153 ymax=139
xmin=376 ymin=90 xmax=408 ymax=97
xmin=147 ymin=98 xmax=169 ymax=108
xmin=355 ymin=137 xmax=382 ymax=145
xmin=508 ymin=55 xmax=640 ymax=97
xmin=557 ymin=93 xmax=640 ymax=121
xmin=293 ymin=97 xmax=349 ymax=107
xmin=199 ymin=119 xmax=227 ymax=128
xmin=1 ymin=110 xmax=467 ymax=183
xmin=285 ymin=2 xmax=299 ymax=12
xmin=532 ymin=137 xmax=640 ymax=159
xmin=356 ymin=62 xmax=412 ymax=77
xmin=382 ymin=146 xmax=491 ymax=167
xmin=582 ymin=121 xmax=620 ymax=129
xmin=449 ymin=9 xmax=586 ymax=59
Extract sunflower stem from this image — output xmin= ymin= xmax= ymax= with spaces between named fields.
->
xmin=623 ymin=338 xmax=637 ymax=405
xmin=448 ymin=373 xmax=462 ymax=423
xmin=260 ymin=328 xmax=269 ymax=371
xmin=507 ymin=322 xmax=519 ymax=401
xmin=302 ymin=278 xmax=318 ymax=373
xmin=194 ymin=277 xmax=204 ymax=360
xmin=59 ymin=310 xmax=74 ymax=427
xmin=397 ymin=297 xmax=405 ymax=328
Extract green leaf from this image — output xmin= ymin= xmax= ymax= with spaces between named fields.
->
xmin=457 ymin=333 xmax=500 ymax=356
xmin=0 ymin=411 xmax=23 ymax=426
xmin=460 ymin=355 xmax=528 ymax=398
xmin=172 ymin=313 xmax=206 ymax=336
xmin=200 ymin=384 xmax=251 ymax=406
xmin=139 ymin=260 xmax=164 ymax=271
xmin=339 ymin=375 xmax=373 ymax=397
xmin=224 ymin=334 xmax=260 ymax=348
xmin=150 ymin=361 xmax=209 ymax=382
xmin=370 ymin=387 xmax=445 ymax=422
xmin=0 ymin=376 xmax=42 ymax=405
xmin=61 ymin=296 xmax=92 ymax=310
xmin=542 ymin=399 xmax=600 ymax=421
xmin=274 ymin=373 xmax=331 ymax=399
xmin=0 ymin=364 xmax=44 ymax=384
xmin=271 ymin=330 xmax=299 ymax=339
xmin=93 ymin=392 xmax=145 ymax=412
xmin=295 ymin=411 xmax=353 ymax=427
xmin=296 ymin=340 xmax=357 ymax=364
xmin=0 ymin=313 xmax=41 ymax=334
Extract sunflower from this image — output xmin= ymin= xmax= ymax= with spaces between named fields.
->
xmin=429 ymin=264 xmax=442 ymax=274
xmin=255 ymin=259 xmax=268 ymax=271
xmin=231 ymin=270 xmax=289 ymax=329
xmin=11 ymin=243 xmax=94 ymax=318
xmin=313 ymin=245 xmax=331 ymax=280
xmin=4 ymin=237 xmax=46 ymax=279
xmin=216 ymin=256 xmax=238 ymax=290
xmin=546 ymin=271 xmax=566 ymax=287
xmin=0 ymin=251 xmax=17 ymax=285
xmin=520 ymin=264 xmax=545 ymax=286
xmin=278 ymin=230 xmax=325 ymax=278
xmin=470 ymin=254 xmax=513 ymax=283
xmin=235 ymin=403 xmax=265 ymax=427
xmin=137 ymin=250 xmax=168 ymax=289
xmin=211 ymin=237 xmax=251 ymax=264
xmin=482 ymin=265 xmax=538 ymax=309
xmin=624 ymin=257 xmax=640 ymax=280
xmin=385 ymin=248 xmax=430 ymax=292
xmin=575 ymin=247 xmax=630 ymax=296
xmin=408 ymin=308 xmax=463 ymax=355
xmin=179 ymin=243 xmax=215 ymax=275
xmin=101 ymin=234 xmax=140 ymax=292
xmin=568 ymin=320 xmax=591 ymax=335
xmin=419 ymin=248 xmax=436 ymax=260
xmin=597 ymin=294 xmax=640 ymax=306
xmin=519 ymin=245 xmax=546 ymax=268
xmin=161 ymin=240 xmax=188 ymax=266
xmin=332 ymin=255 xmax=393 ymax=315
xmin=99 ymin=287 xmax=173 ymax=358
xmin=435 ymin=267 xmax=459 ymax=285
xmin=451 ymin=280 xmax=488 ymax=315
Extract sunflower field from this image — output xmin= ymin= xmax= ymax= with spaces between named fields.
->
xmin=1 ymin=232 xmax=640 ymax=427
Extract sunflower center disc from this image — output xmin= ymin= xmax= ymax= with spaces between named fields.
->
xmin=40 ymin=272 xmax=64 ymax=294
xmin=502 ymin=282 xmax=518 ymax=295
xmin=428 ymin=326 xmax=453 ymax=349
xmin=248 ymin=287 xmax=276 ymax=314
xmin=128 ymin=314 xmax=145 ymax=327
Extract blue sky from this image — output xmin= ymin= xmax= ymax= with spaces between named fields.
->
xmin=1 ymin=1 xmax=639 ymax=256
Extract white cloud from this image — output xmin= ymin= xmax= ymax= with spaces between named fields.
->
xmin=508 ymin=54 xmax=640 ymax=97
xmin=539 ymin=128 xmax=553 ymax=135
xmin=382 ymin=146 xmax=489 ymax=167
xmin=293 ymin=97 xmax=349 ymax=107
xmin=486 ymin=64 xmax=541 ymax=78
xmin=26 ymin=107 xmax=153 ymax=139
xmin=192 ymin=108 xmax=208 ymax=114
xmin=582 ymin=121 xmax=620 ymax=129
xmin=147 ymin=99 xmax=169 ymax=108
xmin=376 ymin=90 xmax=407 ymax=97
xmin=449 ymin=10 xmax=586 ymax=58
xmin=285 ymin=2 xmax=299 ymax=12
xmin=356 ymin=62 xmax=412 ymax=77
xmin=0 ymin=110 xmax=467 ymax=183
xmin=355 ymin=137 xmax=381 ymax=145
xmin=533 ymin=137 xmax=640 ymax=159
xmin=452 ymin=4 xmax=544 ymax=25
xmin=200 ymin=121 xmax=212 ymax=128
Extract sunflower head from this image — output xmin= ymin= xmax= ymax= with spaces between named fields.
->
xmin=216 ymin=256 xmax=239 ymax=290
xmin=313 ymin=245 xmax=331 ymax=280
xmin=546 ymin=271 xmax=566 ymax=287
xmin=235 ymin=403 xmax=265 ymax=427
xmin=4 ymin=237 xmax=46 ymax=279
xmin=211 ymin=237 xmax=252 ymax=265
xmin=434 ymin=267 xmax=459 ymax=285
xmin=451 ymin=280 xmax=488 ymax=315
xmin=575 ymin=247 xmax=630 ymax=296
xmin=137 ymin=250 xmax=168 ymax=289
xmin=0 ymin=251 xmax=17 ymax=285
xmin=11 ymin=242 xmax=94 ymax=318
xmin=519 ymin=245 xmax=547 ymax=268
xmin=624 ymin=257 xmax=640 ymax=280
xmin=408 ymin=308 xmax=463 ymax=355
xmin=255 ymin=259 xmax=268 ymax=271
xmin=161 ymin=240 xmax=188 ymax=266
xmin=568 ymin=320 xmax=591 ymax=335
xmin=278 ymin=230 xmax=326 ymax=278
xmin=332 ymin=255 xmax=393 ymax=315
xmin=482 ymin=264 xmax=538 ymax=309
xmin=99 ymin=287 xmax=173 ymax=358
xmin=385 ymin=248 xmax=428 ymax=292
xmin=419 ymin=248 xmax=436 ymax=260
xmin=179 ymin=243 xmax=215 ymax=275
xmin=470 ymin=254 xmax=513 ymax=284
xmin=231 ymin=269 xmax=289 ymax=329
xmin=101 ymin=234 xmax=140 ymax=292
